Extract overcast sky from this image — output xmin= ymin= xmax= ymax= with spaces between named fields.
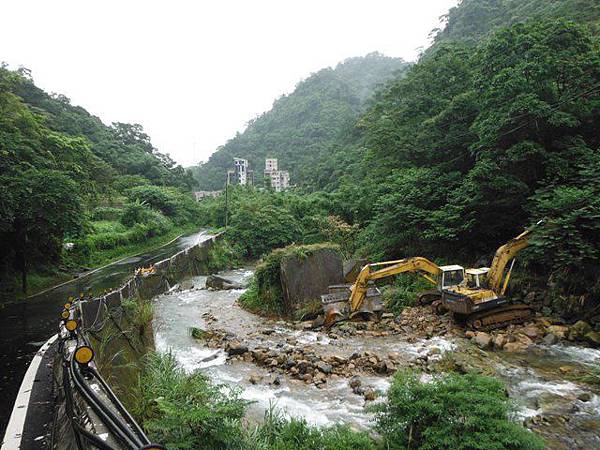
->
xmin=1 ymin=0 xmax=458 ymax=167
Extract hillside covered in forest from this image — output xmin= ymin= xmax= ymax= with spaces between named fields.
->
xmin=191 ymin=53 xmax=409 ymax=189
xmin=0 ymin=66 xmax=200 ymax=296
xmin=195 ymin=0 xmax=600 ymax=322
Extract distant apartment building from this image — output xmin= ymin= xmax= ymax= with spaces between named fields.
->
xmin=264 ymin=158 xmax=290 ymax=192
xmin=194 ymin=190 xmax=221 ymax=201
xmin=265 ymin=158 xmax=278 ymax=172
xmin=227 ymin=158 xmax=253 ymax=186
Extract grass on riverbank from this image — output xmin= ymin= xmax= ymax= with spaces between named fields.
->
xmin=134 ymin=353 xmax=544 ymax=450
xmin=5 ymin=224 xmax=200 ymax=302
xmin=83 ymin=223 xmax=199 ymax=267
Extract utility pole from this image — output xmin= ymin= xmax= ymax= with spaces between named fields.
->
xmin=224 ymin=173 xmax=229 ymax=230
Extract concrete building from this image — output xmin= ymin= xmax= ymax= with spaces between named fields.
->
xmin=228 ymin=158 xmax=253 ymax=186
xmin=264 ymin=158 xmax=290 ymax=192
xmin=265 ymin=158 xmax=278 ymax=172
xmin=194 ymin=191 xmax=221 ymax=201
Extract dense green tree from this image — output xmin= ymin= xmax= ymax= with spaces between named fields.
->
xmin=373 ymin=371 xmax=546 ymax=450
xmin=350 ymin=19 xmax=599 ymax=273
xmin=0 ymin=65 xmax=197 ymax=291
xmin=0 ymin=170 xmax=83 ymax=291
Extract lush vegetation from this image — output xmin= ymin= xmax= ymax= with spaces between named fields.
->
xmin=432 ymin=0 xmax=599 ymax=47
xmin=381 ymin=274 xmax=434 ymax=315
xmin=372 ymin=370 xmax=545 ymax=450
xmin=192 ymin=53 xmax=409 ymax=190
xmin=193 ymin=0 xmax=600 ymax=320
xmin=337 ymin=16 xmax=600 ymax=308
xmin=135 ymin=353 xmax=541 ymax=450
xmin=0 ymin=66 xmax=199 ymax=297
xmin=197 ymin=187 xmax=356 ymax=259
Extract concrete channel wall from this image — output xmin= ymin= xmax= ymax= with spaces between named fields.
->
xmin=3 ymin=232 xmax=223 ymax=450
xmin=79 ymin=232 xmax=222 ymax=330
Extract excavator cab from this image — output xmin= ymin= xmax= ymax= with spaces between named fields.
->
xmin=465 ymin=268 xmax=490 ymax=288
xmin=439 ymin=265 xmax=465 ymax=289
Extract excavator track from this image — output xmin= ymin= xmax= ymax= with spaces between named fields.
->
xmin=466 ymin=304 xmax=532 ymax=331
xmin=417 ymin=290 xmax=441 ymax=306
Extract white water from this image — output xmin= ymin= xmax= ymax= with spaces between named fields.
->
xmin=152 ymin=267 xmax=600 ymax=446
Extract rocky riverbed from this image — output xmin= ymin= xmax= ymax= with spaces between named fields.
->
xmin=152 ymin=268 xmax=600 ymax=449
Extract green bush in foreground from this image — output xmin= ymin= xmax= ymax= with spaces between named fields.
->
xmin=242 ymin=409 xmax=375 ymax=450
xmin=134 ymin=352 xmax=249 ymax=449
xmin=372 ymin=371 xmax=545 ymax=450
xmin=134 ymin=353 xmax=373 ymax=450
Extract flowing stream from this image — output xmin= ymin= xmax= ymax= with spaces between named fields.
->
xmin=153 ymin=267 xmax=600 ymax=448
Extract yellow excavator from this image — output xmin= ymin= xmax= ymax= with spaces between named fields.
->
xmin=321 ymin=220 xmax=543 ymax=330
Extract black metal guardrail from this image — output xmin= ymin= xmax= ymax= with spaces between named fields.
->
xmin=58 ymin=297 xmax=165 ymax=450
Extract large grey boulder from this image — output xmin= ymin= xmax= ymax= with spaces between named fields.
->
xmin=206 ymin=274 xmax=243 ymax=290
xmin=343 ymin=258 xmax=367 ymax=283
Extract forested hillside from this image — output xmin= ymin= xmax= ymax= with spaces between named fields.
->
xmin=0 ymin=66 xmax=199 ymax=296
xmin=197 ymin=0 xmax=600 ymax=321
xmin=433 ymin=0 xmax=599 ymax=45
xmin=192 ymin=53 xmax=409 ymax=189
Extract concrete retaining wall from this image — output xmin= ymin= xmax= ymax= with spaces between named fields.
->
xmin=79 ymin=233 xmax=221 ymax=330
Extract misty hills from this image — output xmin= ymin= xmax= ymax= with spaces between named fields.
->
xmin=191 ymin=52 xmax=409 ymax=190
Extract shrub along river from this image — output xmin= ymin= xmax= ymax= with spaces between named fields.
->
xmin=153 ymin=267 xmax=600 ymax=449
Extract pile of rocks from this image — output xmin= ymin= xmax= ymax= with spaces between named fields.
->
xmin=394 ymin=306 xmax=461 ymax=338
xmin=465 ymin=317 xmax=600 ymax=352
xmin=197 ymin=326 xmax=403 ymax=387
xmin=320 ymin=306 xmax=460 ymax=340
xmin=229 ymin=343 xmax=401 ymax=386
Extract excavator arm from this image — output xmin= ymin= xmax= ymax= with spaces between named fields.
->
xmin=349 ymin=257 xmax=442 ymax=312
xmin=486 ymin=220 xmax=543 ymax=293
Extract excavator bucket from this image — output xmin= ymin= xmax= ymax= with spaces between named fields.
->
xmin=319 ymin=284 xmax=384 ymax=328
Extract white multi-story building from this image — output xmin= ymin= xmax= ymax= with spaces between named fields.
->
xmin=265 ymin=158 xmax=278 ymax=172
xmin=228 ymin=158 xmax=253 ymax=186
xmin=194 ymin=191 xmax=221 ymax=201
xmin=264 ymin=158 xmax=290 ymax=192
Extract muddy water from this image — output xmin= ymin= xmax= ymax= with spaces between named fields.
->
xmin=153 ymin=267 xmax=600 ymax=447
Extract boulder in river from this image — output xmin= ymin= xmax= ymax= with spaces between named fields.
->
xmin=503 ymin=342 xmax=527 ymax=353
xmin=474 ymin=332 xmax=492 ymax=349
xmin=226 ymin=339 xmax=248 ymax=355
xmin=363 ymin=387 xmax=377 ymax=401
xmin=316 ymin=361 xmax=332 ymax=374
xmin=547 ymin=325 xmax=569 ymax=339
xmin=569 ymin=320 xmax=592 ymax=341
xmin=206 ymin=274 xmax=243 ymax=290
xmin=584 ymin=331 xmax=600 ymax=346
xmin=343 ymin=258 xmax=367 ymax=283
xmin=543 ymin=333 xmax=558 ymax=345
xmin=249 ymin=372 xmax=263 ymax=385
